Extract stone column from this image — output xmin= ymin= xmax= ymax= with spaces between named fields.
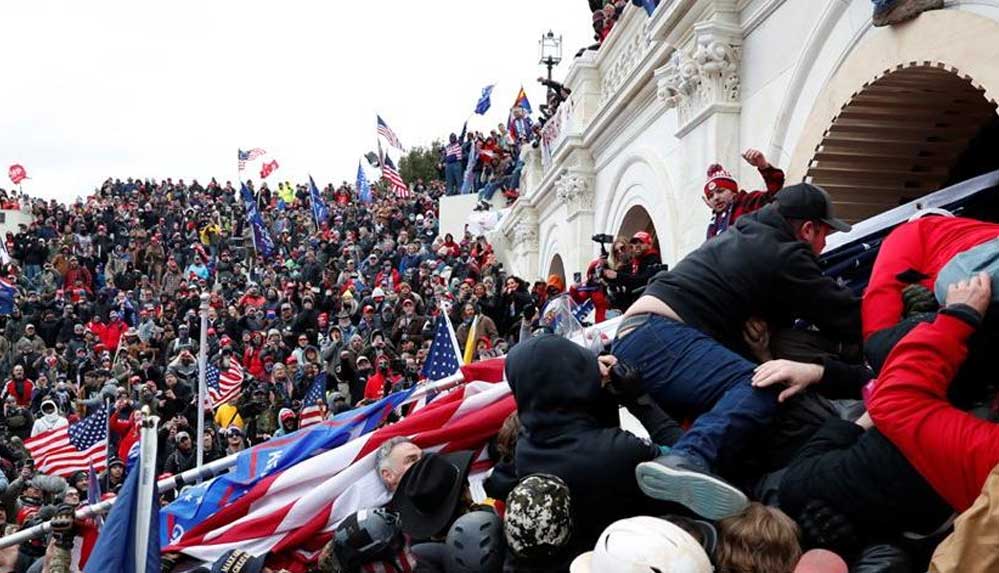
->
xmin=554 ymin=156 xmax=596 ymax=275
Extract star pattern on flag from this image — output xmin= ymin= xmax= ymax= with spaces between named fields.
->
xmin=68 ymin=406 xmax=108 ymax=451
xmin=421 ymin=315 xmax=462 ymax=381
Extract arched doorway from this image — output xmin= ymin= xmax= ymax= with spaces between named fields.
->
xmin=805 ymin=64 xmax=999 ymax=223
xmin=617 ymin=205 xmax=661 ymax=252
xmin=548 ymin=254 xmax=566 ymax=284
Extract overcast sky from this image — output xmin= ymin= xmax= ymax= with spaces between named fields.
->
xmin=1 ymin=1 xmax=592 ymax=202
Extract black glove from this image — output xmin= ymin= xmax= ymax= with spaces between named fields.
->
xmin=797 ymin=500 xmax=860 ymax=556
xmin=49 ymin=503 xmax=77 ymax=550
xmin=607 ymin=362 xmax=644 ymax=401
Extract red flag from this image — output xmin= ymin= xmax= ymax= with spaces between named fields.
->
xmin=8 ymin=164 xmax=28 ymax=185
xmin=260 ymin=160 xmax=279 ymax=179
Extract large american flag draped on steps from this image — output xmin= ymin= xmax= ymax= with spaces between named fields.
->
xmin=237 ymin=148 xmax=266 ymax=171
xmin=206 ymin=358 xmax=245 ymax=408
xmin=376 ymin=115 xmax=404 ymax=151
xmin=381 ymin=155 xmax=410 ymax=198
xmin=25 ymin=407 xmax=108 ymax=478
xmin=164 ymin=359 xmax=511 ymax=571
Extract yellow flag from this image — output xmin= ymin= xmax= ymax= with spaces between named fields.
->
xmin=463 ymin=315 xmax=479 ymax=364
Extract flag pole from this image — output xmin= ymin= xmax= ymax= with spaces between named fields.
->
xmin=134 ymin=408 xmax=159 ymax=573
xmin=0 ymin=369 xmax=480 ymax=549
xmin=196 ymin=292 xmax=209 ymax=470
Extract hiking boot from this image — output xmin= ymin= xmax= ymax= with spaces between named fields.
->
xmin=872 ymin=0 xmax=943 ymax=27
xmin=635 ymin=454 xmax=748 ymax=520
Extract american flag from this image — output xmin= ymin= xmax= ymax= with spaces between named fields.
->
xmin=299 ymin=374 xmax=327 ymax=428
xmin=376 ymin=115 xmax=404 ymax=151
xmin=207 ymin=358 xmax=245 ymax=408
xmin=381 ymin=156 xmax=410 ymax=198
xmin=25 ymin=407 xmax=108 ymax=478
xmin=164 ymin=359 xmax=510 ymax=570
xmin=238 ymin=148 xmax=267 ymax=171
xmin=421 ymin=314 xmax=462 ymax=381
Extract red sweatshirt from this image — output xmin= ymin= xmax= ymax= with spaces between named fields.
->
xmin=862 ymin=217 xmax=999 ymax=339
xmin=869 ymin=312 xmax=999 ymax=512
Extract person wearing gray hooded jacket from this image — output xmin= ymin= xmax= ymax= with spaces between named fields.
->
xmin=30 ymin=399 xmax=67 ymax=437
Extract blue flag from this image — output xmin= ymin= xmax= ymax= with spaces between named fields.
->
xmin=460 ymin=142 xmax=478 ymax=196
xmin=356 ymin=161 xmax=373 ymax=204
xmin=0 ymin=278 xmax=16 ymax=316
xmin=240 ymin=183 xmax=275 ymax=258
xmin=632 ymin=0 xmax=659 ymax=16
xmin=84 ymin=452 xmax=160 ymax=573
xmin=308 ymin=175 xmax=330 ymax=226
xmin=475 ymin=84 xmax=495 ymax=115
xmin=160 ymin=387 xmax=415 ymax=546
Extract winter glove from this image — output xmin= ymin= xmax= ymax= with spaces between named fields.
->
xmin=797 ymin=500 xmax=860 ymax=556
xmin=901 ymin=284 xmax=938 ymax=318
xmin=49 ymin=503 xmax=77 ymax=550
xmin=607 ymin=362 xmax=644 ymax=401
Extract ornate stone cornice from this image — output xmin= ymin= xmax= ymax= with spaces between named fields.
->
xmin=656 ymin=22 xmax=741 ymax=136
xmin=511 ymin=206 xmax=539 ymax=252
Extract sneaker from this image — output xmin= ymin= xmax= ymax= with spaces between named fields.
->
xmin=872 ymin=0 xmax=942 ymax=27
xmin=635 ymin=454 xmax=748 ymax=520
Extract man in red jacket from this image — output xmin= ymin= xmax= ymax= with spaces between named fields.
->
xmin=862 ymin=215 xmax=999 ymax=340
xmin=869 ymin=271 xmax=997 ymax=512
xmin=703 ymin=149 xmax=785 ymax=239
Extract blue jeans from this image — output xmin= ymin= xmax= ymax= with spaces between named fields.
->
xmin=445 ymin=162 xmax=463 ymax=195
xmin=612 ymin=316 xmax=777 ymax=471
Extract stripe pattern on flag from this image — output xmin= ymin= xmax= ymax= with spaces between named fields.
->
xmin=381 ymin=156 xmax=410 ymax=198
xmin=207 ymin=358 xmax=245 ymax=408
xmin=165 ymin=359 xmax=511 ymax=568
xmin=376 ymin=116 xmax=404 ymax=150
xmin=299 ymin=374 xmax=327 ymax=428
xmin=25 ymin=407 xmax=108 ymax=478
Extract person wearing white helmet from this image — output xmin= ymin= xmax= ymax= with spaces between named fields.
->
xmin=570 ymin=516 xmax=712 ymax=573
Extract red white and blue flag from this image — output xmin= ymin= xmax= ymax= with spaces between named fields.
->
xmin=376 ymin=115 xmax=404 ymax=151
xmin=164 ymin=359 xmax=510 ymax=571
xmin=206 ymin=358 xmax=245 ymax=408
xmin=381 ymin=156 xmax=410 ymax=199
xmin=25 ymin=406 xmax=108 ymax=478
xmin=299 ymin=374 xmax=328 ymax=428
xmin=238 ymin=148 xmax=266 ymax=171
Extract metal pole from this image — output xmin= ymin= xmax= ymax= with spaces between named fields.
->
xmin=0 ymin=369 xmax=477 ymax=548
xmin=134 ymin=409 xmax=159 ymax=573
xmin=196 ymin=292 xmax=210 ymax=469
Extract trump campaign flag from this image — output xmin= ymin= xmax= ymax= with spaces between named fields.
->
xmin=0 ymin=277 xmax=16 ymax=315
xmin=356 ymin=161 xmax=373 ymax=204
xmin=475 ymin=84 xmax=495 ymax=115
xmin=160 ymin=387 xmax=416 ymax=548
xmin=240 ymin=183 xmax=275 ymax=258
xmin=164 ymin=359 xmax=511 ymax=570
xmin=308 ymin=176 xmax=330 ymax=226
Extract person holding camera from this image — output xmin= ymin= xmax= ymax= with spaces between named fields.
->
xmin=506 ymin=334 xmax=683 ymax=559
xmin=600 ymin=231 xmax=662 ymax=310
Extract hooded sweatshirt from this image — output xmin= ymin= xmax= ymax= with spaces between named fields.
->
xmin=30 ymin=400 xmax=68 ymax=437
xmin=507 ymin=335 xmax=673 ymax=555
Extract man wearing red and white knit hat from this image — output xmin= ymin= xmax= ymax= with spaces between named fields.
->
xmin=703 ymin=149 xmax=785 ymax=240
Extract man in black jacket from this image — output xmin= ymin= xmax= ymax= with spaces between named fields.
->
xmin=507 ymin=334 xmax=683 ymax=560
xmin=612 ymin=183 xmax=861 ymax=520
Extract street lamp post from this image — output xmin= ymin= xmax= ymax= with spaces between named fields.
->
xmin=538 ymin=30 xmax=563 ymax=90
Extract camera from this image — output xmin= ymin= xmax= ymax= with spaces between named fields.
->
xmin=591 ymin=233 xmax=614 ymax=244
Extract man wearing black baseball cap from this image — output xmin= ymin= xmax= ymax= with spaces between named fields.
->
xmin=611 ymin=182 xmax=860 ymax=521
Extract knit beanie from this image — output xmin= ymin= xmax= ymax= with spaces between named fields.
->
xmin=704 ymin=164 xmax=738 ymax=197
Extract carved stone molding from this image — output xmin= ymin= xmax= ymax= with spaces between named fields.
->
xmin=511 ymin=208 xmax=539 ymax=252
xmin=555 ymin=170 xmax=595 ymax=215
xmin=599 ymin=12 xmax=654 ymax=105
xmin=656 ymin=26 xmax=741 ymax=136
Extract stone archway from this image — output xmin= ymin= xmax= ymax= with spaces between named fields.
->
xmin=548 ymin=254 xmax=566 ymax=284
xmin=617 ymin=205 xmax=661 ymax=252
xmin=805 ymin=64 xmax=999 ymax=223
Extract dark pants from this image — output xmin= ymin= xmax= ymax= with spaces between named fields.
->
xmin=444 ymin=162 xmax=463 ymax=195
xmin=612 ymin=315 xmax=778 ymax=471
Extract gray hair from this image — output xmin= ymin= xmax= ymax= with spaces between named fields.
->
xmin=375 ymin=436 xmax=414 ymax=475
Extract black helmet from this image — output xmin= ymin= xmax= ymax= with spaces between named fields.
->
xmin=446 ymin=510 xmax=506 ymax=573
xmin=332 ymin=508 xmax=404 ymax=570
